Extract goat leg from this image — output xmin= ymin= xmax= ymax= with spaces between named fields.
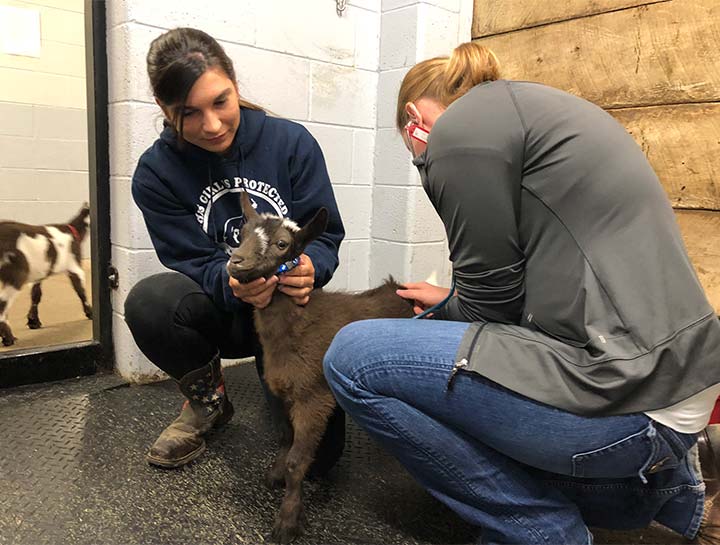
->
xmin=0 ymin=297 xmax=17 ymax=346
xmin=67 ymin=269 xmax=92 ymax=320
xmin=270 ymin=399 xmax=334 ymax=544
xmin=0 ymin=321 xmax=16 ymax=346
xmin=266 ymin=404 xmax=294 ymax=489
xmin=27 ymin=282 xmax=42 ymax=329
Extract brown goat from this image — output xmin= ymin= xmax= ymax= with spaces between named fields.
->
xmin=0 ymin=204 xmax=92 ymax=346
xmin=226 ymin=192 xmax=414 ymax=543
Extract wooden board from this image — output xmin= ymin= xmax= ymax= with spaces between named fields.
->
xmin=675 ymin=210 xmax=720 ymax=313
xmin=472 ymin=0 xmax=665 ymax=38
xmin=610 ymin=103 xmax=720 ymax=210
xmin=473 ymin=0 xmax=720 ymax=109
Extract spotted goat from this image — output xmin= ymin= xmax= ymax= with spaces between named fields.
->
xmin=227 ymin=192 xmax=414 ymax=544
xmin=0 ymin=204 xmax=92 ymax=346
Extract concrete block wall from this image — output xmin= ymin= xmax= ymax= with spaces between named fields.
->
xmin=0 ymin=0 xmax=89 ymax=249
xmin=107 ymin=0 xmax=382 ymax=381
xmin=108 ymin=0 xmax=472 ymax=381
xmin=371 ymin=0 xmax=472 ymax=286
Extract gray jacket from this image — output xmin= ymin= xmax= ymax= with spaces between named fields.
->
xmin=414 ymin=80 xmax=720 ymax=415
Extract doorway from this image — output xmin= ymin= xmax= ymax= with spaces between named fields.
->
xmin=0 ymin=0 xmax=112 ymax=387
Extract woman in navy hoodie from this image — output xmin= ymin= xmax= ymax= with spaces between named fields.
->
xmin=124 ymin=27 xmax=345 ymax=471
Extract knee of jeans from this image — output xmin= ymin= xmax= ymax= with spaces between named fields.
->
xmin=323 ymin=320 xmax=377 ymax=387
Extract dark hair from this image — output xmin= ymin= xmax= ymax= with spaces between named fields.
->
xmin=146 ymin=27 xmax=262 ymax=142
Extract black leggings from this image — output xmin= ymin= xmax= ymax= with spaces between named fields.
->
xmin=124 ymin=271 xmax=345 ymax=473
xmin=124 ymin=271 xmax=257 ymax=379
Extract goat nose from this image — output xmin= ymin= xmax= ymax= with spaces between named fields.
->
xmin=230 ymin=256 xmax=244 ymax=265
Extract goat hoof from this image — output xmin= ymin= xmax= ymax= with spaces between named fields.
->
xmin=2 ymin=336 xmax=16 ymax=347
xmin=269 ymin=518 xmax=304 ymax=544
xmin=84 ymin=307 xmax=93 ymax=320
xmin=27 ymin=318 xmax=42 ymax=329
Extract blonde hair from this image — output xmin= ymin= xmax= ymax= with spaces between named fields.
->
xmin=395 ymin=41 xmax=500 ymax=131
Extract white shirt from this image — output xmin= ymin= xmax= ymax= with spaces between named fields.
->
xmin=645 ymin=383 xmax=720 ymax=433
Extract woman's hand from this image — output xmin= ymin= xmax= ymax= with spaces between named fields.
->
xmin=278 ymin=254 xmax=315 ymax=306
xmin=396 ymin=281 xmax=451 ymax=316
xmin=229 ymin=275 xmax=279 ymax=309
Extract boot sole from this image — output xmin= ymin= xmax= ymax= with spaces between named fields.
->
xmin=146 ymin=402 xmax=234 ymax=469
xmin=146 ymin=442 xmax=207 ymax=469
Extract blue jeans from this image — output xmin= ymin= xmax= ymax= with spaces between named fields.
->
xmin=323 ymin=319 xmax=705 ymax=545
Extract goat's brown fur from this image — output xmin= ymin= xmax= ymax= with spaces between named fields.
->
xmin=227 ymin=192 xmax=414 ymax=543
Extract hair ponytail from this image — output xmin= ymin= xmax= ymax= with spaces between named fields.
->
xmin=442 ymin=42 xmax=500 ymax=105
xmin=395 ymin=41 xmax=500 ymax=131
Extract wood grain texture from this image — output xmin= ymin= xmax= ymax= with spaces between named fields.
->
xmin=675 ymin=210 xmax=720 ymax=313
xmin=472 ymin=0 xmax=665 ymax=38
xmin=610 ymin=103 xmax=720 ymax=210
xmin=473 ymin=0 xmax=720 ymax=109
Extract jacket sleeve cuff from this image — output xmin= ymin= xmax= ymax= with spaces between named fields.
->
xmin=304 ymin=244 xmax=335 ymax=289
xmin=221 ymin=266 xmax=246 ymax=312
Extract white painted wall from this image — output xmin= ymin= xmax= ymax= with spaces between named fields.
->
xmin=107 ymin=0 xmax=472 ymax=382
xmin=0 ymin=0 xmax=89 ymax=246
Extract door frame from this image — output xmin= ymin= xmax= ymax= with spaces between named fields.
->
xmin=0 ymin=0 xmax=113 ymax=388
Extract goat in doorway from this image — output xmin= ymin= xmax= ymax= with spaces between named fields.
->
xmin=227 ymin=192 xmax=414 ymax=543
xmin=0 ymin=204 xmax=92 ymax=347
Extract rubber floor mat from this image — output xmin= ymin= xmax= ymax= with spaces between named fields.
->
xmin=0 ymin=364 xmax=683 ymax=544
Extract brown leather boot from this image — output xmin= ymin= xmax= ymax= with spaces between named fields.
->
xmin=693 ymin=425 xmax=720 ymax=544
xmin=146 ymin=354 xmax=234 ymax=468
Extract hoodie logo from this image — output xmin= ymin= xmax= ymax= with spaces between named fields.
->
xmin=222 ymin=198 xmax=259 ymax=246
xmin=224 ymin=216 xmax=244 ymax=246
xmin=196 ymin=177 xmax=288 ymax=236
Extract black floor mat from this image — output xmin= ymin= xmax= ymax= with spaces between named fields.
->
xmin=0 ymin=364 xmax=683 ymax=545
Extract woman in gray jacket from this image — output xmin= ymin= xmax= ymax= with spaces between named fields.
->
xmin=324 ymin=42 xmax=720 ymax=544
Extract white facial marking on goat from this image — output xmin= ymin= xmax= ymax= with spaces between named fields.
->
xmin=16 ymin=233 xmax=53 ymax=282
xmin=254 ymin=226 xmax=269 ymax=253
xmin=282 ymin=218 xmax=300 ymax=232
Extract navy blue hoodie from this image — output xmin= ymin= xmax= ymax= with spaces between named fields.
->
xmin=131 ymin=107 xmax=344 ymax=313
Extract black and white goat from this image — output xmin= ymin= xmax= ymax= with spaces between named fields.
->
xmin=0 ymin=204 xmax=92 ymax=347
xmin=227 ymin=192 xmax=414 ymax=544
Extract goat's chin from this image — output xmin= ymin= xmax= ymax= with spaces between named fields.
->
xmin=227 ymin=265 xmax=276 ymax=284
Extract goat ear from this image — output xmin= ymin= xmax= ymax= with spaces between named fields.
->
xmin=295 ymin=208 xmax=329 ymax=252
xmin=240 ymin=191 xmax=259 ymax=222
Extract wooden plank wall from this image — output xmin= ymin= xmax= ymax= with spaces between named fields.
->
xmin=472 ymin=0 xmax=720 ymax=312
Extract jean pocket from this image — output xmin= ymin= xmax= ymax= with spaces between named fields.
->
xmin=571 ymin=421 xmax=681 ymax=480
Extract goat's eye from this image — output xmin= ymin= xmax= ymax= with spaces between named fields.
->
xmin=276 ymin=240 xmax=288 ymax=250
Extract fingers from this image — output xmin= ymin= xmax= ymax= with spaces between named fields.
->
xmin=278 ymin=283 xmax=313 ymax=299
xmin=277 ymin=273 xmax=314 ymax=289
xmin=414 ymin=305 xmax=433 ymax=318
xmin=291 ymin=294 xmax=310 ymax=306
xmin=244 ymin=280 xmax=277 ymax=308
xmin=280 ymin=254 xmax=314 ymax=279
xmin=229 ymin=276 xmax=279 ymax=307
xmin=399 ymin=281 xmax=431 ymax=290
xmin=278 ymin=253 xmax=314 ymax=291
xmin=395 ymin=288 xmax=422 ymax=300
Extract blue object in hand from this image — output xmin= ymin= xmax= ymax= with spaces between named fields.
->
xmin=277 ymin=257 xmax=300 ymax=275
